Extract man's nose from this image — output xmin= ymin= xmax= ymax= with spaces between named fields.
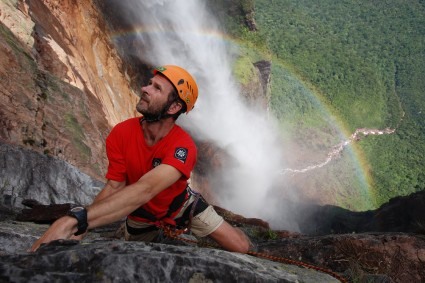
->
xmin=140 ymin=84 xmax=150 ymax=95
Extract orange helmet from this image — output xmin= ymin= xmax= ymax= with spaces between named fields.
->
xmin=153 ymin=65 xmax=198 ymax=113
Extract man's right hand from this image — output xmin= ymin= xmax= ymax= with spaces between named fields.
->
xmin=30 ymin=216 xmax=77 ymax=252
xmin=70 ymin=231 xmax=87 ymax=241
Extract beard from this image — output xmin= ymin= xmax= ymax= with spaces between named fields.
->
xmin=136 ymin=96 xmax=170 ymax=122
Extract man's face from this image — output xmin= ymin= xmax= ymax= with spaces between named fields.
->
xmin=136 ymin=74 xmax=174 ymax=117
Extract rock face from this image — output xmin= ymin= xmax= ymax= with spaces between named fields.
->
xmin=1 ymin=194 xmax=425 ymax=282
xmin=296 ymin=190 xmax=425 ymax=236
xmin=0 ymin=240 xmax=340 ymax=283
xmin=0 ymin=200 xmax=342 ymax=282
xmin=0 ymin=142 xmax=102 ymax=210
xmin=0 ymin=0 xmax=139 ymax=180
xmin=254 ymin=60 xmax=272 ymax=96
xmin=237 ymin=60 xmax=272 ymax=112
xmin=259 ymin=233 xmax=425 ymax=283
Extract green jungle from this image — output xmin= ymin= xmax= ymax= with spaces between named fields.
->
xmin=211 ymin=0 xmax=425 ymax=210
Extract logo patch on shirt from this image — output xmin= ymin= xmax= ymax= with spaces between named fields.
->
xmin=152 ymin=158 xmax=162 ymax=168
xmin=174 ymin=147 xmax=188 ymax=163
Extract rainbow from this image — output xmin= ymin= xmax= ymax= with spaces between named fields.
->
xmin=110 ymin=25 xmax=377 ymax=210
xmin=110 ymin=25 xmax=240 ymax=48
xmin=277 ymin=60 xmax=377 ymax=210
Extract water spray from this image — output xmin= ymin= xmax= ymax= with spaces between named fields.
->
xmin=115 ymin=0 xmax=283 ymax=222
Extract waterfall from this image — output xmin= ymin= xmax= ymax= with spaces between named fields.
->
xmin=114 ymin=0 xmax=283 ymax=225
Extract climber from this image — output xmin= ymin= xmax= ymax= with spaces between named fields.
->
xmin=30 ymin=65 xmax=250 ymax=253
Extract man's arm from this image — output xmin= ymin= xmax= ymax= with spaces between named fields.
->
xmin=30 ymin=164 xmax=182 ymax=251
xmin=69 ymin=179 xmax=126 ymax=240
xmin=93 ymin=179 xmax=126 ymax=203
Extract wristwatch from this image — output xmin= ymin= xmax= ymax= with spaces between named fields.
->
xmin=67 ymin=206 xmax=88 ymax=236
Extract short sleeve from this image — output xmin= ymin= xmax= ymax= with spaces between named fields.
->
xmin=162 ymin=134 xmax=197 ymax=179
xmin=105 ymin=126 xmax=127 ymax=182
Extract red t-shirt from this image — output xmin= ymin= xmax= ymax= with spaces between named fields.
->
xmin=105 ymin=117 xmax=197 ymax=222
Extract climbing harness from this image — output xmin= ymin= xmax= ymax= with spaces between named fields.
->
xmin=155 ymin=190 xmax=202 ymax=239
xmin=127 ymin=186 xmax=205 ymax=238
xmin=130 ymin=185 xmax=190 ymax=226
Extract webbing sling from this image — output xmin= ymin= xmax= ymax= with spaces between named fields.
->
xmin=130 ymin=186 xmax=189 ymax=223
xmin=174 ymin=192 xmax=208 ymax=228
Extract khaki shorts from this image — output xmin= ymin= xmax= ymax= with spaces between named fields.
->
xmin=125 ymin=193 xmax=224 ymax=241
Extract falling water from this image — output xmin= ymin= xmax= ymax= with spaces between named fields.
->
xmin=116 ymin=0 xmax=283 ymax=222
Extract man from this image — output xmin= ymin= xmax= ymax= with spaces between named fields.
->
xmin=31 ymin=65 xmax=250 ymax=253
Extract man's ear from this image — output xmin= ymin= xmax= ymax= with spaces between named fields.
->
xmin=167 ymin=101 xmax=183 ymax=115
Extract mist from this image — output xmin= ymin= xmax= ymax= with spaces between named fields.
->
xmin=112 ymin=0 xmax=292 ymax=229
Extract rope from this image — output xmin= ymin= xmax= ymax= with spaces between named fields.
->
xmin=246 ymin=251 xmax=348 ymax=283
xmin=157 ymin=224 xmax=348 ymax=283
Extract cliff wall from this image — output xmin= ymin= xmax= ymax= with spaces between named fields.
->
xmin=1 ymin=0 xmax=139 ymax=181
